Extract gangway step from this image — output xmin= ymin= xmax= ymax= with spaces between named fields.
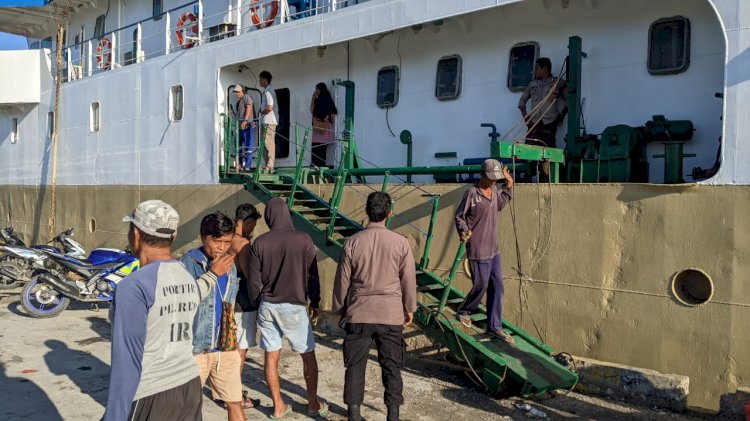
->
xmin=231 ymin=171 xmax=578 ymax=399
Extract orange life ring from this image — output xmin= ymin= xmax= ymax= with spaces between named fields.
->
xmin=176 ymin=12 xmax=199 ymax=48
xmin=96 ymin=37 xmax=112 ymax=70
xmin=250 ymin=0 xmax=279 ymax=29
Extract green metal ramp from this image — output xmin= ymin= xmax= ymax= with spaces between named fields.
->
xmin=233 ymin=170 xmax=578 ymax=397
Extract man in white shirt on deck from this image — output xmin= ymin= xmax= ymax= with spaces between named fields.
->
xmin=259 ymin=70 xmax=279 ymax=172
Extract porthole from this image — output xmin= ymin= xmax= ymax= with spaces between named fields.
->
xmin=435 ymin=55 xmax=462 ymax=101
xmin=648 ymin=16 xmax=691 ymax=75
xmin=89 ymin=218 xmax=97 ymax=234
xmin=377 ymin=66 xmax=399 ymax=109
xmin=671 ymin=268 xmax=713 ymax=306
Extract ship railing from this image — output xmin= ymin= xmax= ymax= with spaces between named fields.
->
xmin=223 ymin=111 xmax=446 ymax=272
xmin=51 ymin=0 xmax=362 ymax=83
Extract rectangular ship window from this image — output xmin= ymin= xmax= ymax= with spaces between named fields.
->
xmin=507 ymin=42 xmax=539 ymax=92
xmin=649 ymin=16 xmax=690 ymax=75
xmin=47 ymin=112 xmax=54 ymax=139
xmin=170 ymin=85 xmax=183 ymax=122
xmin=11 ymin=118 xmax=18 ymax=144
xmin=377 ymin=66 xmax=399 ymax=109
xmin=94 ymin=15 xmax=106 ymax=38
xmin=435 ymin=55 xmax=462 ymax=101
xmin=153 ymin=0 xmax=163 ymax=21
xmin=90 ymin=102 xmax=100 ymax=132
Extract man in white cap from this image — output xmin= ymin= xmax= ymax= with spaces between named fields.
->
xmin=232 ymin=85 xmax=255 ymax=170
xmin=454 ymin=159 xmax=516 ymax=344
xmin=103 ymin=200 xmax=230 ymax=421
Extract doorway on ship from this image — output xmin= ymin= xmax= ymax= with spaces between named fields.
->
xmin=274 ymin=88 xmax=291 ymax=161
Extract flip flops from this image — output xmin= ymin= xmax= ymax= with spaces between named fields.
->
xmin=269 ymin=404 xmax=293 ymax=420
xmin=489 ymin=329 xmax=516 ymax=345
xmin=457 ymin=311 xmax=472 ymax=328
xmin=308 ymin=401 xmax=329 ymax=418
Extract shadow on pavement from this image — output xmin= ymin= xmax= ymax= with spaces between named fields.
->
xmin=0 ymin=363 xmax=63 ymax=421
xmin=44 ymin=339 xmax=110 ymax=408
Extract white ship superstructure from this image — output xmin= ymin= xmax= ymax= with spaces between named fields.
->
xmin=0 ymin=0 xmax=747 ymax=185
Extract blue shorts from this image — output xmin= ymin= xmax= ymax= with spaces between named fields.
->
xmin=257 ymin=301 xmax=315 ymax=354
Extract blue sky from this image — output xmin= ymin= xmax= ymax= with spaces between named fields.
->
xmin=0 ymin=32 xmax=27 ymax=50
xmin=0 ymin=0 xmax=44 ymax=49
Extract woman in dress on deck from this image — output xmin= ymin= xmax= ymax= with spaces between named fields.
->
xmin=310 ymin=83 xmax=338 ymax=168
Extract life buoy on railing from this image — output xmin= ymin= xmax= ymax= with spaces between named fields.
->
xmin=176 ymin=12 xmax=199 ymax=48
xmin=96 ymin=37 xmax=112 ymax=70
xmin=250 ymin=0 xmax=279 ymax=30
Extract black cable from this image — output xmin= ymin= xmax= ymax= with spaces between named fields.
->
xmin=386 ymin=107 xmax=396 ymax=137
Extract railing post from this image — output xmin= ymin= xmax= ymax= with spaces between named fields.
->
xmin=220 ymin=113 xmax=228 ymax=175
xmin=65 ymin=47 xmax=72 ymax=81
xmin=111 ymin=32 xmax=117 ymax=68
xmin=288 ymin=125 xmax=310 ymax=207
xmin=326 ymin=169 xmax=347 ymax=239
xmin=280 ymin=0 xmax=289 ymax=24
xmin=165 ymin=11 xmax=171 ymax=54
xmin=437 ymin=242 xmax=466 ymax=313
xmin=381 ymin=171 xmax=395 ymax=228
xmin=419 ymin=195 xmax=440 ymax=270
xmin=253 ymin=124 xmax=267 ymax=184
xmin=136 ymin=23 xmax=143 ymax=63
xmin=86 ymin=40 xmax=92 ymax=76
xmin=197 ymin=0 xmax=204 ymax=46
xmin=235 ymin=0 xmax=242 ymax=35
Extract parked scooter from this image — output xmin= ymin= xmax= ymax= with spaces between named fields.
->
xmin=20 ymin=245 xmax=139 ymax=318
xmin=0 ymin=228 xmax=87 ymax=290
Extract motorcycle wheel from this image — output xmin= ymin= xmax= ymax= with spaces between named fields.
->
xmin=0 ymin=256 xmax=22 ymax=290
xmin=20 ymin=275 xmax=69 ymax=318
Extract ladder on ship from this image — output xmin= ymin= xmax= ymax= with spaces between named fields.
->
xmin=219 ymin=115 xmax=578 ymax=396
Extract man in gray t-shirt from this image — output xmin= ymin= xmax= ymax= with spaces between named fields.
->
xmin=104 ymin=200 xmax=225 ymax=421
xmin=232 ymin=85 xmax=255 ymax=170
xmin=454 ymin=159 xmax=516 ymax=344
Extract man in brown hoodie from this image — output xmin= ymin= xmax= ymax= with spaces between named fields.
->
xmin=245 ymin=198 xmax=327 ymax=419
xmin=332 ymin=191 xmax=417 ymax=421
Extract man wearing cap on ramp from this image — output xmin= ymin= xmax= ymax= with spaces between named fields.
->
xmin=454 ymin=159 xmax=515 ymax=344
xmin=104 ymin=200 xmax=213 ymax=421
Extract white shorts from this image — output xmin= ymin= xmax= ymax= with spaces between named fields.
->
xmin=234 ymin=311 xmax=258 ymax=349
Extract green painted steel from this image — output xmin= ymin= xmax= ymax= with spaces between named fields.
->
xmin=230 ymin=168 xmax=579 ymax=397
xmin=419 ymin=195 xmax=440 ymax=271
xmin=567 ymin=36 xmax=584 ymax=155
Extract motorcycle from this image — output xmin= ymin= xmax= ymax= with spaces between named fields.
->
xmin=0 ymin=227 xmax=87 ymax=290
xmin=20 ymin=245 xmax=140 ymax=318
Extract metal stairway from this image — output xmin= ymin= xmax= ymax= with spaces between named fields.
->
xmin=236 ymin=171 xmax=579 ymax=397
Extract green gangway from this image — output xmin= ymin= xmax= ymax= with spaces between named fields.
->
xmin=220 ymin=114 xmax=577 ymax=397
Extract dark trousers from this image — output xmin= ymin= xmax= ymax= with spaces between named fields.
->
xmin=527 ymin=120 xmax=558 ymax=148
xmin=459 ymin=254 xmax=504 ymax=331
xmin=128 ymin=376 xmax=202 ymax=421
xmin=343 ymin=323 xmax=405 ymax=407
xmin=311 ymin=143 xmax=328 ymax=167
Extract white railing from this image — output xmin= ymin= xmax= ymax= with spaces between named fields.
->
xmin=52 ymin=0 xmax=364 ymax=83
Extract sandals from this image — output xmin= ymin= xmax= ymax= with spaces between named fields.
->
xmin=242 ymin=397 xmax=261 ymax=409
xmin=489 ymin=329 xmax=516 ymax=345
xmin=269 ymin=404 xmax=293 ymax=420
xmin=457 ymin=311 xmax=472 ymax=328
xmin=308 ymin=401 xmax=329 ymax=418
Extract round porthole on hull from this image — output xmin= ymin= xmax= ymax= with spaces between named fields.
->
xmin=671 ymin=268 xmax=713 ymax=306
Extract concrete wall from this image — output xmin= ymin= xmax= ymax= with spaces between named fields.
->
xmin=0 ymin=182 xmax=747 ymax=410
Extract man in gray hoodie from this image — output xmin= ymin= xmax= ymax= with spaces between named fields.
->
xmin=245 ymin=198 xmax=328 ymax=419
